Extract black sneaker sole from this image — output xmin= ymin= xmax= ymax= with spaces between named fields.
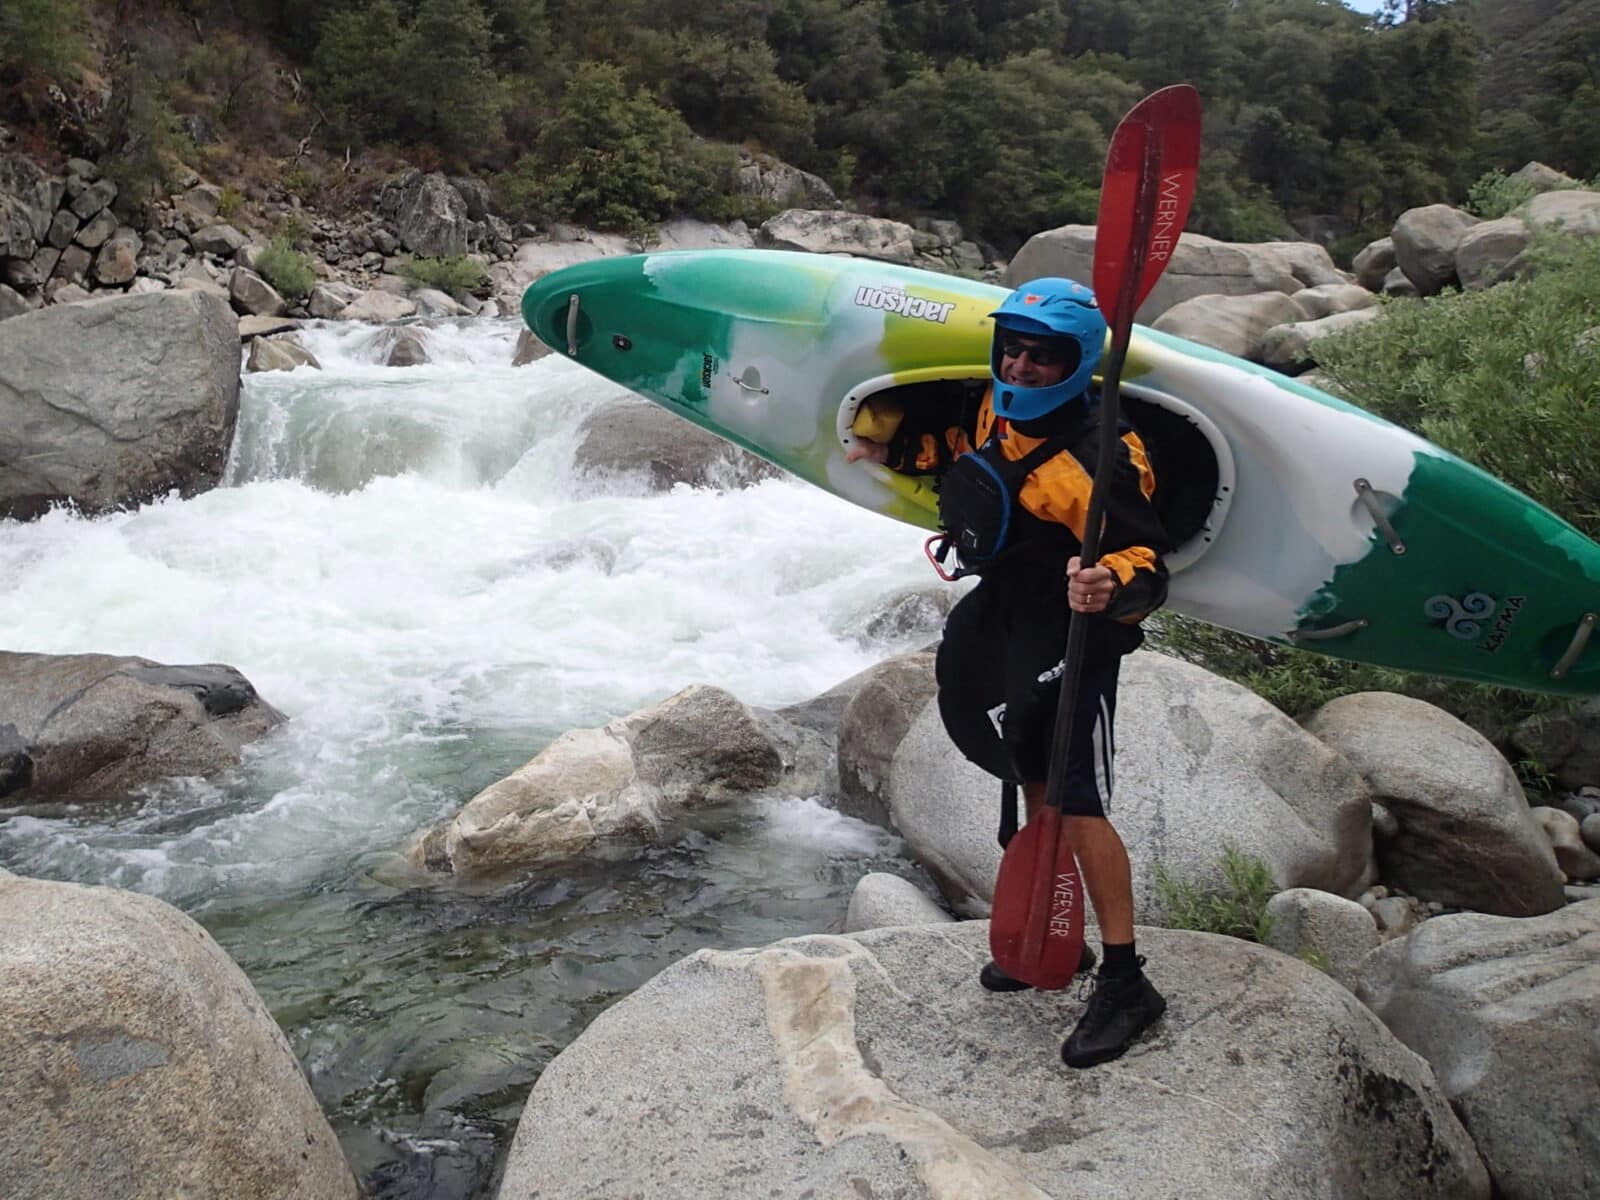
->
xmin=979 ymin=945 xmax=1098 ymax=992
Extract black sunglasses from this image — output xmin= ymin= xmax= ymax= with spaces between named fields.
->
xmin=999 ymin=337 xmax=1076 ymax=368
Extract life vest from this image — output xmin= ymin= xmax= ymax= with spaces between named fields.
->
xmin=933 ymin=428 xmax=1071 ymax=577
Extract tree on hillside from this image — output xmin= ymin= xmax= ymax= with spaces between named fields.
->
xmin=405 ymin=0 xmax=508 ymax=152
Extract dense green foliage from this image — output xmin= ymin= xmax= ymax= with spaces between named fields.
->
xmin=1153 ymin=234 xmax=1598 ymax=752
xmin=255 ymin=237 xmax=317 ymax=299
xmin=396 ymin=254 xmax=490 ymax=294
xmin=1153 ymin=844 xmax=1278 ymax=942
xmin=6 ymin=1 xmax=1595 ymax=245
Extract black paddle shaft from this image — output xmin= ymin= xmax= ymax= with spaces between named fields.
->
xmin=1041 ymin=141 xmax=1163 ymax=815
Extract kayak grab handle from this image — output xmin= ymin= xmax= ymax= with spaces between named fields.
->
xmin=565 ymin=294 xmax=580 ymax=355
xmin=1289 ymin=618 xmax=1369 ymax=642
xmin=1551 ymin=613 xmax=1597 ymax=680
xmin=1353 ymin=479 xmax=1405 ymax=554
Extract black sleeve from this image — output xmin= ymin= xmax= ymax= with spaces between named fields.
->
xmin=882 ymin=381 xmax=975 ymax=475
xmin=1092 ymin=433 xmax=1171 ymax=623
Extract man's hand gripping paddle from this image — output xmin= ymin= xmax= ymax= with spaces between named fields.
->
xmin=988 ymin=84 xmax=1201 ymax=990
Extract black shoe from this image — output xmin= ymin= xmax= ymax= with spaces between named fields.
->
xmin=1061 ymin=958 xmax=1166 ymax=1068
xmin=979 ymin=943 xmax=1097 ymax=992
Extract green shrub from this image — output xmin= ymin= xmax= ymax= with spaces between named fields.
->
xmin=1465 ymin=168 xmax=1541 ymax=219
xmin=396 ymin=255 xmax=488 ymax=295
xmin=0 ymin=0 xmax=87 ymax=76
xmin=218 ymin=185 xmax=244 ymax=220
xmin=1153 ymin=844 xmax=1278 ymax=943
xmin=255 ymin=237 xmax=316 ymax=300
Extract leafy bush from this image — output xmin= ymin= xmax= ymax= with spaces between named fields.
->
xmin=1465 ymin=168 xmax=1541 ymax=218
xmin=1153 ymin=844 xmax=1278 ymax=943
xmin=218 ymin=185 xmax=244 ymax=220
xmin=0 ymin=0 xmax=86 ymax=77
xmin=255 ymin=237 xmax=316 ymax=300
xmin=396 ymin=255 xmax=488 ymax=295
xmin=497 ymin=62 xmax=737 ymax=231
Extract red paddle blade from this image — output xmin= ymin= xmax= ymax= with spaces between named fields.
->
xmin=1093 ymin=83 xmax=1202 ymax=327
xmin=989 ymin=807 xmax=1086 ymax=991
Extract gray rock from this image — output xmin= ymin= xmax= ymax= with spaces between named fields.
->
xmin=1290 ymin=283 xmax=1377 ymax=320
xmin=734 ymin=148 xmax=839 ymax=210
xmin=1512 ymin=698 xmax=1600 ymax=790
xmin=1369 ymin=895 xmax=1420 ymax=937
xmin=0 ymin=290 xmax=240 ymax=520
xmin=0 ymin=155 xmax=62 ymax=252
xmin=1304 ymin=693 xmax=1565 ymax=915
xmin=1254 ymin=240 xmax=1347 ymax=287
xmin=1259 ymin=307 xmax=1384 ymax=371
xmin=1382 ymin=266 xmax=1420 ymax=298
xmin=1263 ymin=887 xmax=1379 ymax=990
xmin=411 ymin=684 xmax=823 ymax=876
xmin=337 ymin=289 xmax=417 ymax=322
xmin=92 ymin=228 xmax=140 ymax=286
xmin=1516 ymin=188 xmax=1600 ymax=239
xmin=189 ymin=222 xmax=247 ymax=258
xmin=511 ymin=328 xmax=551 ymax=366
xmin=408 ymin=286 xmax=466 ymax=318
xmin=836 ymin=650 xmax=940 ymax=829
xmin=244 ymin=336 xmax=320 ymax=373
xmin=52 ymin=242 xmax=92 ymax=286
xmin=887 ymin=652 xmax=1372 ymax=918
xmin=307 ymin=280 xmax=361 ymax=319
xmin=69 ymin=177 xmax=118 ymax=219
xmin=380 ymin=169 xmax=470 ymax=258
xmin=0 ymin=280 xmax=27 ymax=320
xmin=1391 ymin=204 xmax=1479 ymax=295
xmin=1007 ymin=227 xmax=1301 ymax=322
xmin=228 ymin=266 xmax=286 ymax=317
xmin=653 ymin=217 xmax=758 ymax=251
xmin=236 ymin=313 xmax=299 ymax=339
xmin=1357 ymin=900 xmax=1600 ymax=1200
xmin=1152 ymin=291 xmax=1306 ymax=360
xmin=1532 ymin=806 xmax=1600 ymax=881
xmin=46 ymin=206 xmax=80 ymax=248
xmin=1509 ymin=161 xmax=1579 ymax=194
xmin=1584 ymin=813 xmax=1600 ymax=855
xmin=573 ymin=396 xmax=778 ymax=490
xmin=0 ymin=652 xmax=286 ymax=807
xmin=843 ymin=873 xmax=952 ymax=933
xmin=381 ymin=327 xmax=429 ymax=367
xmin=1455 ymin=217 xmax=1532 ymax=290
xmin=501 ymin=922 xmax=1487 ymax=1200
xmin=0 ymin=874 xmax=360 ymax=1200
xmin=757 ymin=209 xmax=918 ymax=264
xmin=73 ymin=206 xmax=117 ymax=249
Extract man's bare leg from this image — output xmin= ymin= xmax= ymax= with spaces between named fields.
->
xmin=1021 ymin=782 xmax=1133 ymax=943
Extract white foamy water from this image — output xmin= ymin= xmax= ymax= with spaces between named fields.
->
xmin=0 ymin=318 xmax=934 ymax=903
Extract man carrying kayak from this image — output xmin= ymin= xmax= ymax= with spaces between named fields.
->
xmin=847 ymin=276 xmax=1170 ymax=1067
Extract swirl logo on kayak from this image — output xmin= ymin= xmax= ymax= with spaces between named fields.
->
xmin=854 ymin=285 xmax=956 ymax=324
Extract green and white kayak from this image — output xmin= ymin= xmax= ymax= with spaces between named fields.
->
xmin=522 ymin=249 xmax=1600 ymax=696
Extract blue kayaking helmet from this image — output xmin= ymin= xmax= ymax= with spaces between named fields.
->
xmin=989 ymin=277 xmax=1107 ymax=421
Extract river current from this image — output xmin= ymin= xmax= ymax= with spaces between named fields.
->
xmin=0 ymin=317 xmax=944 ymax=1197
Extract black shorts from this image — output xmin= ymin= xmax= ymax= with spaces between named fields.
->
xmin=935 ymin=580 xmax=1122 ymax=818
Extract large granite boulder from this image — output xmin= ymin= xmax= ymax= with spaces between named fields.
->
xmin=843 ymin=872 xmax=953 ymax=933
xmin=735 ymin=148 xmax=840 ymax=210
xmin=500 ymin=921 xmax=1487 ymax=1200
xmin=1290 ymin=283 xmax=1377 ymax=320
xmin=0 ymin=652 xmax=286 ymax=808
xmin=1358 ymin=900 xmax=1600 ymax=1200
xmin=378 ymin=169 xmax=470 ymax=258
xmin=1259 ymin=307 xmax=1384 ymax=372
xmin=836 ymin=649 xmax=941 ymax=829
xmin=408 ymin=684 xmax=831 ymax=876
xmin=0 ymin=155 xmax=63 ymax=261
xmin=573 ymin=395 xmax=778 ymax=490
xmin=1455 ymin=217 xmax=1532 ymax=290
xmin=0 ymin=289 xmax=240 ymax=520
xmin=1516 ymin=188 xmax=1600 ymax=239
xmin=757 ymin=209 xmax=919 ymax=264
xmin=1253 ymin=240 xmax=1347 ymax=287
xmin=1151 ymin=291 xmax=1306 ymax=360
xmin=1391 ymin=204 xmax=1479 ymax=295
xmin=1303 ymin=692 xmax=1566 ymax=916
xmin=0 ymin=874 xmax=360 ymax=1200
xmin=1352 ymin=237 xmax=1397 ymax=291
xmin=865 ymin=651 xmax=1372 ymax=918
xmin=1006 ymin=227 xmax=1301 ymax=322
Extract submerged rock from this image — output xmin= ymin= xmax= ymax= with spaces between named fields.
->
xmin=500 ymin=921 xmax=1487 ymax=1200
xmin=0 ymin=652 xmax=286 ymax=808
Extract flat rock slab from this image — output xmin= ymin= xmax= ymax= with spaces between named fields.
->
xmin=500 ymin=922 xmax=1487 ymax=1200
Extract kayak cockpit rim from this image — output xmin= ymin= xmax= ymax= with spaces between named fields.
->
xmin=836 ymin=369 xmax=1237 ymax=574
